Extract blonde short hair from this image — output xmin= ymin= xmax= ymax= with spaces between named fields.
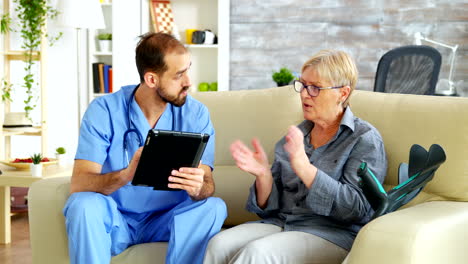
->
xmin=301 ymin=50 xmax=358 ymax=107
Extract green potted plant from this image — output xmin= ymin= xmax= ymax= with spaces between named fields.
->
xmin=55 ymin=147 xmax=66 ymax=166
xmin=97 ymin=33 xmax=112 ymax=52
xmin=30 ymin=153 xmax=43 ymax=177
xmin=1 ymin=0 xmax=62 ymax=119
xmin=272 ymin=67 xmax=296 ymax=87
xmin=15 ymin=0 xmax=62 ymax=119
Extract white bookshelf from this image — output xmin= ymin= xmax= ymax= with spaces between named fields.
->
xmin=86 ymin=0 xmax=230 ymax=106
xmin=171 ymin=0 xmax=230 ymax=92
xmin=87 ymin=2 xmax=113 ymax=104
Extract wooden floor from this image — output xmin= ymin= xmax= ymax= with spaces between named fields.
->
xmin=0 ymin=212 xmax=32 ymax=264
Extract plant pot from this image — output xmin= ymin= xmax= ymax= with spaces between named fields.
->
xmin=56 ymin=153 xmax=66 ymax=167
xmin=30 ymin=163 xmax=43 ymax=177
xmin=98 ymin=40 xmax=112 ymax=52
xmin=276 ymin=82 xmax=288 ymax=87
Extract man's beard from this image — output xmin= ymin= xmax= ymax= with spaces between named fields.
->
xmin=157 ymin=85 xmax=190 ymax=107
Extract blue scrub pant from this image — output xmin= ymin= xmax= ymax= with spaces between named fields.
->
xmin=63 ymin=192 xmax=227 ymax=264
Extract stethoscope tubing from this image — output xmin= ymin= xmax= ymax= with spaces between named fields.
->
xmin=123 ymin=85 xmax=175 ymax=166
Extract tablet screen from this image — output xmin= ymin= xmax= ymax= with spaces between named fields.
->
xmin=132 ymin=129 xmax=210 ymax=190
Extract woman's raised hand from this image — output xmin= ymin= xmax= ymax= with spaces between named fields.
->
xmin=284 ymin=126 xmax=306 ymax=162
xmin=230 ymin=138 xmax=270 ymax=178
xmin=284 ymin=126 xmax=316 ymax=187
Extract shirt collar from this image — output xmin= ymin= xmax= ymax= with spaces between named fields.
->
xmin=298 ymin=107 xmax=356 ymax=137
xmin=124 ymin=84 xmax=178 ymax=131
xmin=340 ymin=107 xmax=355 ymax=132
xmin=122 ymin=84 xmax=138 ymax=102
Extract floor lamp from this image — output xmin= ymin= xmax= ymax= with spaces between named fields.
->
xmin=58 ymin=0 xmax=105 ymax=129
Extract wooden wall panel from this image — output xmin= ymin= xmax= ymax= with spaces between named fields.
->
xmin=229 ymin=0 xmax=468 ymax=95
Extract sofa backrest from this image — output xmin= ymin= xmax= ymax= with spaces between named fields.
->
xmin=350 ymin=90 xmax=468 ymax=206
xmin=194 ymin=86 xmax=304 ymax=165
xmin=194 ymin=86 xmax=468 ymax=212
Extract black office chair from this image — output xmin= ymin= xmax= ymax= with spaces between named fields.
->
xmin=374 ymin=45 xmax=442 ymax=95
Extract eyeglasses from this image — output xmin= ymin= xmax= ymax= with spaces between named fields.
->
xmin=293 ymin=80 xmax=343 ymax=97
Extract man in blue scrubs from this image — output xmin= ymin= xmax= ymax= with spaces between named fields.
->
xmin=63 ymin=32 xmax=227 ymax=264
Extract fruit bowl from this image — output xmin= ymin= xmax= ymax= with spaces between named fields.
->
xmin=0 ymin=158 xmax=58 ymax=170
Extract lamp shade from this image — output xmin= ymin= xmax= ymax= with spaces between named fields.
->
xmin=58 ymin=0 xmax=105 ymax=29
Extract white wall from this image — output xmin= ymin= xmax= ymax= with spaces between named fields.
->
xmin=44 ymin=26 xmax=83 ymax=163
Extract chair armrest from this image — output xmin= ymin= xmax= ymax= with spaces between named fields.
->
xmin=28 ymin=176 xmax=71 ymax=264
xmin=345 ymin=201 xmax=468 ymax=264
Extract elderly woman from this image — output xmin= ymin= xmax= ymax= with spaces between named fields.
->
xmin=203 ymin=50 xmax=387 ymax=264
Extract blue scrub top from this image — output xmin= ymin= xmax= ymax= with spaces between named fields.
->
xmin=76 ymin=85 xmax=216 ymax=214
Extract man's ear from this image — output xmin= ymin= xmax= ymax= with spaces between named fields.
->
xmin=144 ymin=72 xmax=159 ymax=88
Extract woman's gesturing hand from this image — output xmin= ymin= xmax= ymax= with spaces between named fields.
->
xmin=230 ymin=138 xmax=270 ymax=178
xmin=284 ymin=126 xmax=316 ymax=187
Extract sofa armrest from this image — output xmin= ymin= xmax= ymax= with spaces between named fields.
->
xmin=345 ymin=201 xmax=468 ymax=264
xmin=28 ymin=176 xmax=71 ymax=264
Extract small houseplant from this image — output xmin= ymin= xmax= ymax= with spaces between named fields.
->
xmin=30 ymin=153 xmax=43 ymax=177
xmin=97 ymin=33 xmax=112 ymax=52
xmin=55 ymin=147 xmax=66 ymax=166
xmin=272 ymin=67 xmax=295 ymax=87
xmin=56 ymin=147 xmax=66 ymax=155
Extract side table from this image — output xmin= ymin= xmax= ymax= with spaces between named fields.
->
xmin=0 ymin=164 xmax=72 ymax=244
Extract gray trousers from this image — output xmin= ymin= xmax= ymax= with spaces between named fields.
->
xmin=203 ymin=223 xmax=348 ymax=264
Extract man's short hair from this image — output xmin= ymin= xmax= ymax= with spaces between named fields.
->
xmin=302 ymin=50 xmax=358 ymax=107
xmin=135 ymin=32 xmax=187 ymax=82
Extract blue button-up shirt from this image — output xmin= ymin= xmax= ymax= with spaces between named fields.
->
xmin=246 ymin=107 xmax=387 ymax=250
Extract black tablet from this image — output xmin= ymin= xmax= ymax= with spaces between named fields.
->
xmin=132 ymin=129 xmax=210 ymax=190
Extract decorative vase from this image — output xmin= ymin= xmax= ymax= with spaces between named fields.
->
xmin=99 ymin=40 xmax=112 ymax=52
xmin=56 ymin=153 xmax=66 ymax=167
xmin=30 ymin=163 xmax=43 ymax=177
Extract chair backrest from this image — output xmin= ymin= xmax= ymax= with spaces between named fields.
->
xmin=374 ymin=45 xmax=442 ymax=95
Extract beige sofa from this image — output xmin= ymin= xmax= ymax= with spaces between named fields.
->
xmin=29 ymin=86 xmax=468 ymax=264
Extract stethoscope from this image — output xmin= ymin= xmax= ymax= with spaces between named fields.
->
xmin=122 ymin=85 xmax=176 ymax=166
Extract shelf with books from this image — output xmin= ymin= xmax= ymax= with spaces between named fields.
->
xmin=91 ymin=62 xmax=113 ymax=95
xmin=87 ymin=2 xmax=113 ymax=102
xmin=87 ymin=1 xmax=150 ymax=104
xmin=85 ymin=0 xmax=230 ymax=106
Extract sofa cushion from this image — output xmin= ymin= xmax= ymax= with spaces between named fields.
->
xmin=212 ymin=166 xmax=259 ymax=226
xmin=111 ymin=243 xmax=167 ymax=263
